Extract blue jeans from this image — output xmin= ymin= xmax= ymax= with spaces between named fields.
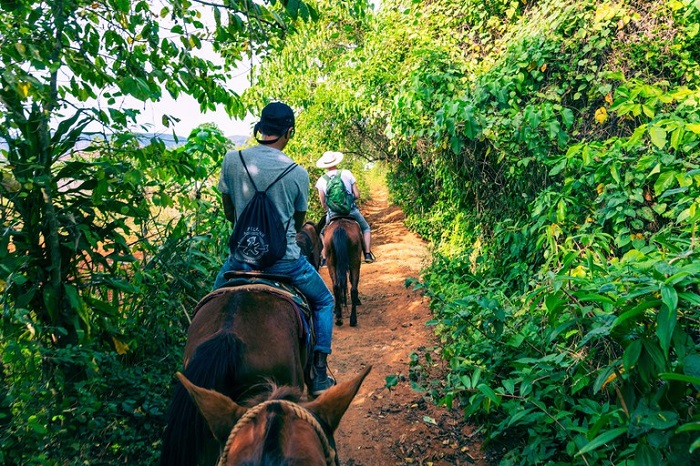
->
xmin=213 ymin=255 xmax=334 ymax=354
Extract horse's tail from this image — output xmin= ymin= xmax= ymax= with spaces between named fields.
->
xmin=332 ymin=226 xmax=349 ymax=305
xmin=160 ymin=333 xmax=243 ymax=466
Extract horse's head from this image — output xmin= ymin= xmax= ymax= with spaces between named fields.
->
xmin=177 ymin=366 xmax=372 ymax=466
xmin=296 ymin=221 xmax=323 ymax=270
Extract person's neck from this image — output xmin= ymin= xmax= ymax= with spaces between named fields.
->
xmin=258 ymin=134 xmax=288 ymax=151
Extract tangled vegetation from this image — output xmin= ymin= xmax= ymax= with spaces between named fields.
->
xmin=251 ymin=0 xmax=700 ymax=464
xmin=2 ymin=0 xmax=700 ymax=464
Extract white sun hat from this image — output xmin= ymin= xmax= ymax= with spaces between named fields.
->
xmin=316 ymin=151 xmax=345 ymax=168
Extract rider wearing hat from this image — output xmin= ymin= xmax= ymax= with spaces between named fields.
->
xmin=315 ymin=151 xmax=375 ymax=264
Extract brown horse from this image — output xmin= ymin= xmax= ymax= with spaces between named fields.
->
xmin=296 ymin=220 xmax=323 ymax=270
xmin=323 ymin=217 xmax=363 ymax=327
xmin=160 ymin=283 xmax=312 ymax=466
xmin=177 ymin=366 xmax=372 ymax=466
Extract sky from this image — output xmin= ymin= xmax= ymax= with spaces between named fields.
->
xmin=120 ymin=1 xmax=259 ymax=139
xmin=132 ymin=70 xmax=257 ymax=138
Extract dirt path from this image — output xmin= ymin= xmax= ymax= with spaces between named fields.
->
xmin=322 ymin=186 xmax=489 ymax=466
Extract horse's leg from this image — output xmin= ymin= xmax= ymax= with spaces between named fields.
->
xmin=349 ymin=264 xmax=360 ymax=327
xmin=334 ymin=281 xmax=344 ymax=326
xmin=328 ymin=264 xmax=343 ymax=326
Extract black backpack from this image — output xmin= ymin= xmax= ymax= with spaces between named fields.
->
xmin=228 ymin=150 xmax=298 ymax=268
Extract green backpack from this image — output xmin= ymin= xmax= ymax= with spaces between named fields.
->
xmin=323 ymin=171 xmax=352 ymax=215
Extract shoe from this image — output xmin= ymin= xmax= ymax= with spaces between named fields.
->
xmin=364 ymin=252 xmax=375 ymax=263
xmin=311 ymin=352 xmax=336 ymax=396
xmin=320 ymin=257 xmax=327 ymax=268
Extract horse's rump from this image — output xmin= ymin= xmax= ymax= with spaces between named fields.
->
xmin=324 ymin=218 xmax=363 ymax=327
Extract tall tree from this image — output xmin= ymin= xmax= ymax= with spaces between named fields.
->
xmin=0 ymin=0 xmax=316 ymax=347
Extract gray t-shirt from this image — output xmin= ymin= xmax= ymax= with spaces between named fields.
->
xmin=218 ymin=145 xmax=309 ymax=261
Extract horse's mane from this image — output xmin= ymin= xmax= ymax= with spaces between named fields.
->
xmin=241 ymin=380 xmax=304 ymax=407
xmin=161 ymin=333 xmax=244 ymax=466
xmin=235 ymin=382 xmax=305 ymax=466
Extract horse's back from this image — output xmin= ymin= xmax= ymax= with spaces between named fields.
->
xmin=186 ymin=286 xmax=307 ymax=388
xmin=161 ymin=286 xmax=308 ymax=466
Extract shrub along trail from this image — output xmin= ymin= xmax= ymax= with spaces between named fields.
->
xmin=320 ymin=185 xmax=490 ymax=466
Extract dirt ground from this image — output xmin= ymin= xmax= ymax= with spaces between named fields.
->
xmin=321 ymin=186 xmax=490 ymax=466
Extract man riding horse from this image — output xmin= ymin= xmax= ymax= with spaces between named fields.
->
xmin=213 ymin=102 xmax=336 ymax=396
xmin=315 ymin=150 xmax=375 ymax=265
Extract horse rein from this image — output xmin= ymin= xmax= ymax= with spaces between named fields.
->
xmin=218 ymin=399 xmax=338 ymax=466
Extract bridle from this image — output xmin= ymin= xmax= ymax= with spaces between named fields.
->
xmin=217 ymin=399 xmax=338 ymax=466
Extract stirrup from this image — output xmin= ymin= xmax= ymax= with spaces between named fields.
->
xmin=364 ymin=251 xmax=375 ymax=263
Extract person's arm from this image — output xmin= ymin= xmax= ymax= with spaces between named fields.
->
xmin=294 ymin=210 xmax=306 ymax=232
xmin=317 ymin=187 xmax=328 ymax=210
xmin=351 ymin=183 xmax=360 ymax=201
xmin=222 ymin=194 xmax=236 ymax=224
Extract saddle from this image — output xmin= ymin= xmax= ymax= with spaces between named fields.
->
xmin=327 ymin=215 xmax=359 ymax=226
xmin=196 ymin=271 xmax=315 ymax=349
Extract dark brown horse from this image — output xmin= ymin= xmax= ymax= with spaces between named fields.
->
xmin=296 ymin=221 xmax=323 ymax=270
xmin=323 ymin=217 xmax=363 ymax=327
xmin=160 ymin=283 xmax=311 ymax=466
xmin=177 ymin=366 xmax=371 ymax=466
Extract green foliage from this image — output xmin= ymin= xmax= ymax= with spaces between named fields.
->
xmin=0 ymin=122 xmax=233 ymax=464
xmin=245 ymin=0 xmax=700 ymax=463
xmin=0 ymin=0 xmax=322 ymax=462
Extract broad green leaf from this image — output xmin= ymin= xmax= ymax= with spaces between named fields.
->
xmin=561 ymin=108 xmax=574 ymax=128
xmin=575 ymin=427 xmax=627 ymax=456
xmin=385 ymin=375 xmax=398 ymax=389
xmin=658 ymin=373 xmax=700 ymax=384
xmin=593 ymin=363 xmax=618 ymax=394
xmin=572 ymin=293 xmax=615 ymax=304
xmin=679 ymin=291 xmax=700 ymax=306
xmin=676 ymin=421 xmax=700 ymax=433
xmin=683 ymin=354 xmax=700 ymax=389
xmin=649 ymin=126 xmax=667 ymax=149
xmin=611 ymin=163 xmax=620 ymax=183
xmin=686 ymin=122 xmax=700 ymax=134
xmin=635 ymin=443 xmax=662 ymax=466
xmin=654 ymin=170 xmax=677 ymax=196
xmin=643 ymin=339 xmax=668 ymax=370
xmin=477 ymin=383 xmax=500 ymax=406
xmin=656 ymin=307 xmax=675 ymax=357
xmin=623 ymin=340 xmax=642 ymax=371
xmin=613 ymin=299 xmax=659 ymax=327
xmin=660 ymin=285 xmax=678 ymax=313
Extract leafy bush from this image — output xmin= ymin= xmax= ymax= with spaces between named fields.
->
xmin=271 ymin=0 xmax=700 ymax=463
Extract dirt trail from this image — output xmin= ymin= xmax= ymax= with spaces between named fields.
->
xmin=321 ymin=186 xmax=488 ymax=466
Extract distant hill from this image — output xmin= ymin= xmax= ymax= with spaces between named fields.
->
xmin=135 ymin=132 xmax=250 ymax=149
xmin=1 ymin=132 xmax=251 ymax=153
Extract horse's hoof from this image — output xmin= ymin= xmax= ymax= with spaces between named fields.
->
xmin=335 ymin=320 xmax=343 ymax=326
xmin=350 ymin=320 xmax=357 ymax=327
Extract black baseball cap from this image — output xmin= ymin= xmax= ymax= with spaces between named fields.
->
xmin=254 ymin=102 xmax=295 ymax=137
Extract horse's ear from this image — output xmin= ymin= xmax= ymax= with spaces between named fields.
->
xmin=304 ymin=365 xmax=372 ymax=432
xmin=176 ymin=372 xmax=247 ymax=442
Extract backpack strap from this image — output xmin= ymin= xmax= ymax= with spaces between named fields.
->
xmin=266 ymin=162 xmax=298 ymax=193
xmin=237 ymin=150 xmax=298 ymax=234
xmin=322 ymin=170 xmax=347 ymax=190
xmin=238 ymin=150 xmax=297 ymax=193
